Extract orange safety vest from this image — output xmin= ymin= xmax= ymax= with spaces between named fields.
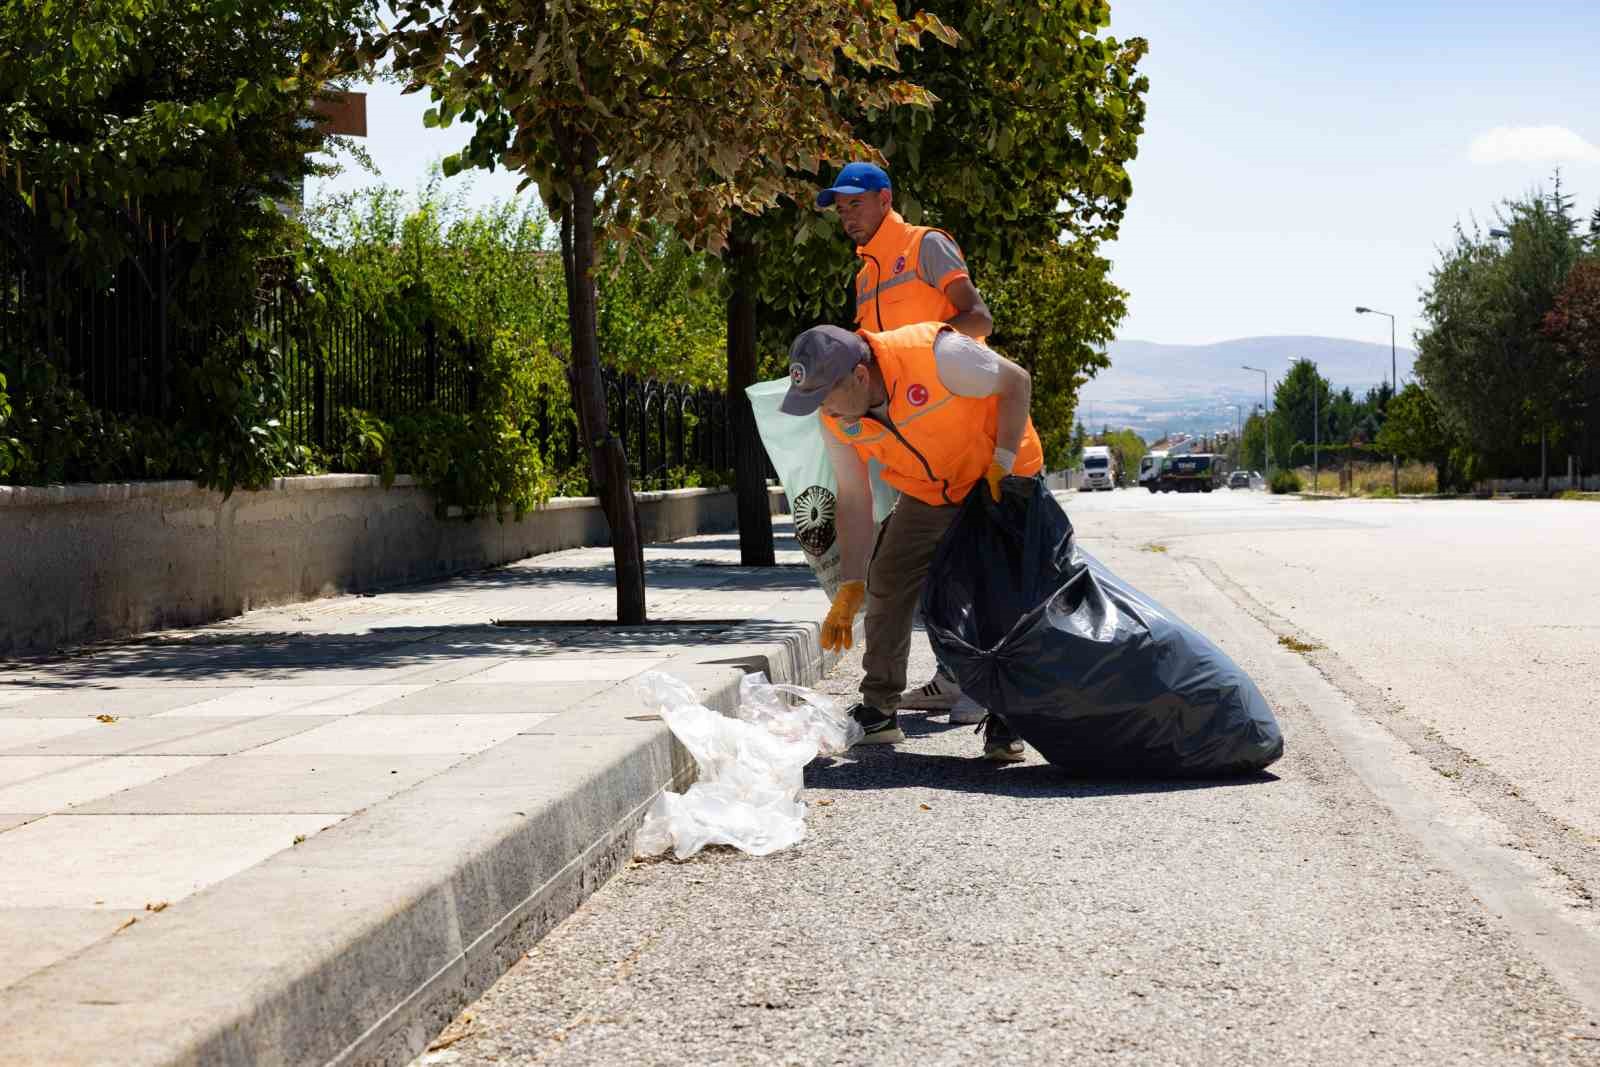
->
xmin=821 ymin=323 xmax=1043 ymax=507
xmin=853 ymin=211 xmax=966 ymax=334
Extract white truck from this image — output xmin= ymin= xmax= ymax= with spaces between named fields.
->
xmin=1138 ymin=449 xmax=1168 ymax=491
xmin=1082 ymin=445 xmax=1117 ymax=491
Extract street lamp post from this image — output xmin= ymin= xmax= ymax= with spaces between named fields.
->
xmin=1291 ymin=357 xmax=1319 ymax=493
xmin=1355 ymin=306 xmax=1399 ymax=496
xmin=1242 ymin=365 xmax=1270 ymax=481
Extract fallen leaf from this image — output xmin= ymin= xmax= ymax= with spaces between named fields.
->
xmin=815 ymin=799 xmax=833 ymax=807
xmin=145 ymin=901 xmax=169 ymax=913
xmin=114 ymin=917 xmax=138 ymax=934
xmin=94 ymin=714 xmax=118 ymax=724
xmin=918 ymin=803 xmax=932 ymax=812
xmin=292 ymin=834 xmax=307 ymax=845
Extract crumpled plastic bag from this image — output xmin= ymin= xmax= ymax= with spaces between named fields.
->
xmin=632 ymin=671 xmax=861 ymax=860
xmin=736 ymin=671 xmax=863 ymax=756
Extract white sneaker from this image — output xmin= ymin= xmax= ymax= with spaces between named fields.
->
xmin=897 ymin=670 xmax=963 ymax=711
xmin=949 ymin=694 xmax=987 ymax=725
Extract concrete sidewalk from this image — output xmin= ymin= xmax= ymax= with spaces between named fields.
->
xmin=0 ymin=519 xmax=839 ymax=1066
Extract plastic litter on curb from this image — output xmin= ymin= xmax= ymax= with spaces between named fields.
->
xmin=632 ymin=671 xmax=864 ymax=861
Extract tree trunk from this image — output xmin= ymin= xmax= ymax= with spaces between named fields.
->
xmin=725 ymin=230 xmax=775 ymax=566
xmin=1541 ymin=425 xmax=1549 ymax=496
xmin=560 ymin=135 xmax=647 ymax=623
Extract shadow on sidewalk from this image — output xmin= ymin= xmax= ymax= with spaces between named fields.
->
xmin=2 ymin=619 xmax=821 ymax=684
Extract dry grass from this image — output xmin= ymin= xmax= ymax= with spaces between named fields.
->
xmin=1293 ymin=461 xmax=1438 ymax=497
xmin=1277 ymin=635 xmax=1322 ymax=654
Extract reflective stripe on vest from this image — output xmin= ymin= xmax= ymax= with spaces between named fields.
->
xmin=853 ymin=213 xmax=961 ymax=333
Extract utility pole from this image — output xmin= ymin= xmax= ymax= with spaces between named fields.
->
xmin=1355 ymin=307 xmax=1399 ymax=496
xmin=1242 ymin=365 xmax=1271 ymax=480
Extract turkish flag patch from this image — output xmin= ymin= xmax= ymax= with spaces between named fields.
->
xmin=906 ymin=383 xmax=930 ymax=407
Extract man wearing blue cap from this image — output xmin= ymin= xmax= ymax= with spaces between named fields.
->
xmin=815 ymin=161 xmax=993 ymax=724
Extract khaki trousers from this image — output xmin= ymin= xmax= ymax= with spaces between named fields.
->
xmin=860 ymin=494 xmax=960 ymax=711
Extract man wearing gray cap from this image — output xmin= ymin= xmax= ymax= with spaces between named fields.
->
xmin=780 ymin=320 xmax=1044 ymax=761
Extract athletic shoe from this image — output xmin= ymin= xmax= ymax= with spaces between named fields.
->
xmin=849 ymin=703 xmax=905 ymax=745
xmin=897 ymin=669 xmax=963 ymax=711
xmin=948 ymin=694 xmax=987 ymax=725
xmin=980 ymin=715 xmax=1026 ymax=763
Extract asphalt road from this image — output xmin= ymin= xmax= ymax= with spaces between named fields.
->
xmin=414 ymin=489 xmax=1600 ymax=1066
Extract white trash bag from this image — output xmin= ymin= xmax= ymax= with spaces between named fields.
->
xmin=746 ymin=378 xmax=898 ymax=599
xmin=632 ymin=671 xmax=859 ymax=860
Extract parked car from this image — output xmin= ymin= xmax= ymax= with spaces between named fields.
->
xmin=1228 ymin=470 xmax=1252 ymax=490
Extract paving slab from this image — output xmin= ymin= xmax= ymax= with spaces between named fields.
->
xmin=0 ymin=686 xmax=247 ymax=718
xmin=0 ymin=719 xmax=105 ymax=749
xmin=80 ymin=753 xmax=467 ymax=815
xmin=2 ymin=715 xmax=339 ymax=757
xmin=0 ymin=755 xmax=212 ymax=812
xmin=0 ymin=908 xmax=137 ymax=989
xmin=0 ymin=755 xmax=99 ymax=788
xmin=253 ymin=714 xmax=552 ymax=757
xmin=155 ymin=684 xmax=430 ymax=718
xmin=361 ymin=683 xmax=614 ymax=716
xmin=0 ymin=812 xmax=340 ymax=908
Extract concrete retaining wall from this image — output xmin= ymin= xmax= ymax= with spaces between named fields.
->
xmin=0 ymin=476 xmax=786 ymax=657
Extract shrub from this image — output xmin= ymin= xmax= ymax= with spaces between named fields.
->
xmin=1270 ymin=469 xmax=1303 ymax=495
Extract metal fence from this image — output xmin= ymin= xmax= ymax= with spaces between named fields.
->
xmin=1 ymin=206 xmax=736 ymax=492
xmin=0 ymin=202 xmax=188 ymax=422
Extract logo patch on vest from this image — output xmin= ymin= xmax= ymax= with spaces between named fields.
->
xmin=906 ymin=384 xmax=930 ymax=407
xmin=789 ymin=363 xmax=806 ymax=387
xmin=842 ymin=419 xmax=863 ymax=437
xmin=893 ymin=255 xmax=907 ymax=275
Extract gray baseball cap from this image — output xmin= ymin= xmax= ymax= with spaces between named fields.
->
xmin=780 ymin=326 xmax=870 ymax=415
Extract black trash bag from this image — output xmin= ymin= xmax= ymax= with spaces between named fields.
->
xmin=922 ymin=477 xmax=1283 ymax=777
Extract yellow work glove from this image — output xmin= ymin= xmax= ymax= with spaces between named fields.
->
xmin=822 ymin=580 xmax=866 ymax=652
xmin=985 ymin=461 xmax=1007 ymax=502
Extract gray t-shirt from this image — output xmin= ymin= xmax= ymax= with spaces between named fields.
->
xmin=860 ymin=332 xmax=1001 ymax=423
xmin=916 ymin=231 xmax=970 ymax=291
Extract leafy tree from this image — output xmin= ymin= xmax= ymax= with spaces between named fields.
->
xmin=1 ymin=0 xmax=375 ymax=494
xmin=1376 ymin=383 xmax=1463 ymax=490
xmin=1 ymin=0 xmax=370 ymax=276
xmin=1541 ymin=257 xmax=1600 ymax=471
xmin=303 ymin=180 xmax=566 ymax=513
xmin=372 ymin=0 xmax=955 ymax=621
xmin=1069 ymin=420 xmax=1089 ymax=467
xmin=1239 ymin=409 xmax=1291 ymax=473
xmin=727 ymin=0 xmax=1148 ymax=555
xmin=1415 ymin=186 xmax=1585 ymax=480
xmin=985 ymin=240 xmax=1123 ymax=468
xmin=1100 ymin=427 xmax=1146 ymax=486
xmin=1274 ymin=359 xmax=1332 ymax=448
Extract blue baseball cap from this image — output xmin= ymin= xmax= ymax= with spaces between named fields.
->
xmin=815 ymin=162 xmax=891 ymax=208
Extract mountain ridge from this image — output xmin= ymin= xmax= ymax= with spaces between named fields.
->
xmin=1074 ymin=334 xmax=1419 ymax=440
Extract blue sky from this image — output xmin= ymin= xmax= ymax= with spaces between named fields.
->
xmin=308 ymin=1 xmax=1600 ymax=350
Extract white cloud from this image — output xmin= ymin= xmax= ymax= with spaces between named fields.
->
xmin=1469 ymin=125 xmax=1600 ymax=166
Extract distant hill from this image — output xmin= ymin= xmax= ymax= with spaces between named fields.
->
xmin=1075 ymin=335 xmax=1418 ymax=441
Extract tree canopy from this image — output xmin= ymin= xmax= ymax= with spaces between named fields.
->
xmin=1415 ymin=186 xmax=1587 ymax=471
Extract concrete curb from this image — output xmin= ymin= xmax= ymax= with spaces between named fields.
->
xmin=0 ymin=612 xmax=852 ymax=1067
